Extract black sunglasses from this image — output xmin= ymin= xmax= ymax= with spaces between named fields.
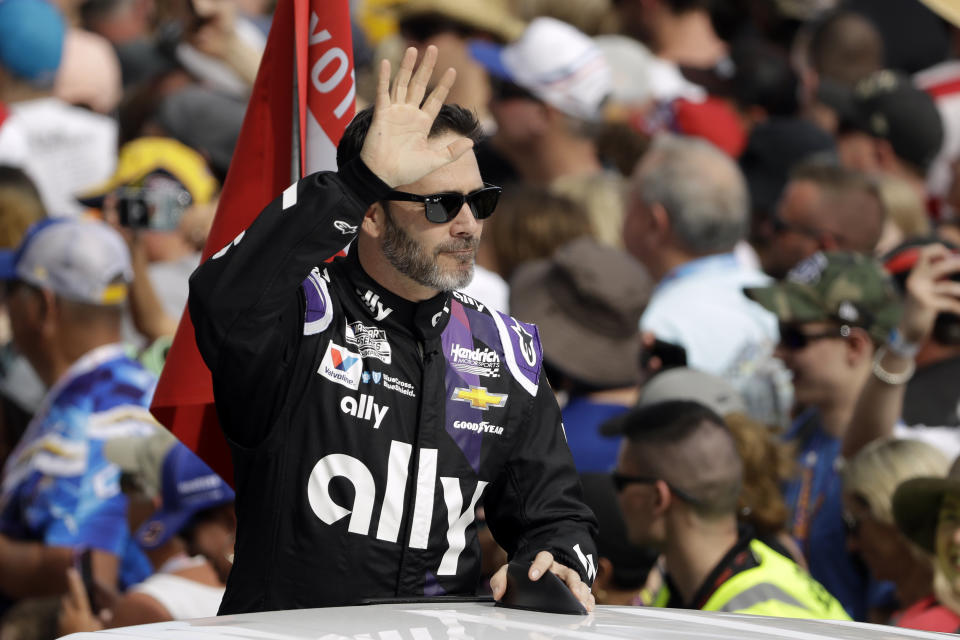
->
xmin=385 ymin=184 xmax=502 ymax=224
xmin=778 ymin=323 xmax=851 ymax=351
xmin=770 ymin=210 xmax=821 ymax=238
xmin=611 ymin=472 xmax=703 ymax=506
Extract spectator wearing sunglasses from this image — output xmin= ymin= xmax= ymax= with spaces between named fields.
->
xmin=189 ymin=48 xmax=598 ymax=614
xmin=605 ymin=399 xmax=848 ymax=620
xmin=761 ymin=161 xmax=885 ymax=280
xmin=744 ymin=250 xmax=903 ymax=620
xmin=841 ymin=438 xmax=949 ymax=627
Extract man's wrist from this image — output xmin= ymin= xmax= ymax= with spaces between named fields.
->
xmin=886 ymin=327 xmax=921 ymax=359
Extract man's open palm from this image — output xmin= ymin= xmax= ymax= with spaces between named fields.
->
xmin=359 ymin=46 xmax=474 ymax=188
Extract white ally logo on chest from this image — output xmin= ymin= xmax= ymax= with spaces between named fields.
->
xmin=340 ymin=393 xmax=389 ymax=429
xmin=358 ymin=288 xmax=393 ymax=321
xmin=307 ymin=440 xmax=487 ymax=576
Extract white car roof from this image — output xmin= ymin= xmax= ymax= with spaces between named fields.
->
xmin=60 ymin=602 xmax=956 ymax=640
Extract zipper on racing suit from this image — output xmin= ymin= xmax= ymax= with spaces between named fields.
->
xmin=394 ymin=339 xmax=431 ymax=594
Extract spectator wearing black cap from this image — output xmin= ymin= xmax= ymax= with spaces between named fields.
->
xmin=509 ymin=237 xmax=651 ymax=473
xmin=606 ymin=399 xmax=848 ymax=619
xmin=837 ymin=70 xmax=945 ymax=203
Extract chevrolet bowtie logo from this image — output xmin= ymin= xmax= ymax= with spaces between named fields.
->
xmin=452 ymin=386 xmax=507 ymax=411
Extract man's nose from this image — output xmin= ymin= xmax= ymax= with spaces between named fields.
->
xmin=449 ymin=201 xmax=480 ymax=235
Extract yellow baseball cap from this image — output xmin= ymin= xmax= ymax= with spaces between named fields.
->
xmin=77 ymin=137 xmax=218 ymax=207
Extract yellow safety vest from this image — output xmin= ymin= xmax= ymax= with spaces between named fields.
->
xmin=653 ymin=539 xmax=850 ymax=621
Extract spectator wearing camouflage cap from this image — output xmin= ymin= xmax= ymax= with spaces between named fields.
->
xmin=745 ymin=250 xmax=903 ymax=620
xmin=837 ymin=70 xmax=944 ymax=204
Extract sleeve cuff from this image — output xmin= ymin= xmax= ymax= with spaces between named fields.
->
xmin=338 ymin=158 xmax=392 ymax=209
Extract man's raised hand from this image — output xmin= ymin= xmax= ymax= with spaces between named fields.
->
xmin=359 ymin=46 xmax=474 ymax=189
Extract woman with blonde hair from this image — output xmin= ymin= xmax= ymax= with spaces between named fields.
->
xmin=842 ymin=438 xmax=949 ymax=623
xmin=893 ymin=455 xmax=960 ymax=632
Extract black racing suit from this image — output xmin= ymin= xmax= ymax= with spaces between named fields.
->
xmin=189 ymin=159 xmax=598 ymax=614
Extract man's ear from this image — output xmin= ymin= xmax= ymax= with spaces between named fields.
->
xmin=653 ymin=479 xmax=672 ymax=516
xmin=37 ymin=289 xmax=58 ymax=337
xmin=362 ymin=202 xmax=385 ymax=239
xmin=874 ymin=139 xmax=900 ymax=173
xmin=817 ymin=231 xmax=840 ymax=251
xmin=846 ymin=326 xmax=874 ymax=366
xmin=594 ymin=557 xmax=615 ymax=592
xmin=649 ymin=202 xmax=671 ymax=237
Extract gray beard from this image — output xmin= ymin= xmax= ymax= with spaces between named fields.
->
xmin=381 ymin=206 xmax=477 ymax=291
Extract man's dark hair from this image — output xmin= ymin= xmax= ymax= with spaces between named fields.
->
xmin=789 ymin=160 xmax=885 ymax=254
xmin=336 ymin=104 xmax=484 ymax=171
xmin=620 ymin=400 xmax=743 ymax=519
xmin=620 ymin=400 xmax=725 ymax=444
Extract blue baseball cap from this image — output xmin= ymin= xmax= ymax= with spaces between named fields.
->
xmin=135 ymin=443 xmax=235 ymax=550
xmin=0 ymin=0 xmax=66 ymax=88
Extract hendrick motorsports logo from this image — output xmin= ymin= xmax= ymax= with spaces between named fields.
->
xmin=450 ymin=343 xmax=500 ymax=378
xmin=346 ymin=321 xmax=392 ymax=364
xmin=318 ymin=341 xmax=363 ymax=390
xmin=452 ymin=420 xmax=504 ymax=436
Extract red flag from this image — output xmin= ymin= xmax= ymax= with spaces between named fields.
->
xmin=150 ymin=0 xmax=355 ymax=483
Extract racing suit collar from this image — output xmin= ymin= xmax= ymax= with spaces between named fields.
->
xmin=344 ymin=248 xmax=451 ymax=340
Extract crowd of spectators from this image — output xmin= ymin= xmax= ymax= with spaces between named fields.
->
xmin=3 ymin=0 xmax=960 ymax=636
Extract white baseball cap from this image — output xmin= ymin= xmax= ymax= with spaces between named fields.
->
xmin=469 ymin=17 xmax=612 ymax=121
xmin=0 ymin=218 xmax=132 ymax=305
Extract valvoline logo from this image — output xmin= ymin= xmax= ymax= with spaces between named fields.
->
xmin=331 ymin=347 xmax=359 ymax=372
xmin=319 ymin=342 xmax=362 ymax=390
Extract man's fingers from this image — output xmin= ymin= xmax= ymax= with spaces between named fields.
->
xmin=374 ymin=59 xmax=391 ymax=110
xmin=422 ymin=67 xmax=456 ymax=120
xmin=391 ymin=47 xmax=418 ymax=104
xmin=65 ymin=567 xmax=91 ymax=611
xmin=444 ymin=137 xmax=474 ymax=163
xmin=932 ymin=280 xmax=960 ymax=299
xmin=555 ymin=564 xmax=595 ymax=612
xmin=528 ymin=551 xmax=554 ymax=580
xmin=490 ymin=564 xmax=508 ymax=600
xmin=925 ymin=255 xmax=960 ymax=282
xmin=406 ymin=45 xmax=437 ymax=106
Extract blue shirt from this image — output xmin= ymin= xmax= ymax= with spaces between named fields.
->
xmin=0 ymin=344 xmax=158 ymax=588
xmin=782 ymin=408 xmax=895 ymax=621
xmin=561 ymin=397 xmax=630 ymax=472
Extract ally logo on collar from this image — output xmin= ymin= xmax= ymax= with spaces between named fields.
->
xmin=357 ymin=289 xmax=393 ymax=321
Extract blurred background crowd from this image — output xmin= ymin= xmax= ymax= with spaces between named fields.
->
xmin=4 ymin=0 xmax=960 ymax=636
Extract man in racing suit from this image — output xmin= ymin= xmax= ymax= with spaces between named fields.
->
xmin=189 ymin=46 xmax=599 ymax=614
